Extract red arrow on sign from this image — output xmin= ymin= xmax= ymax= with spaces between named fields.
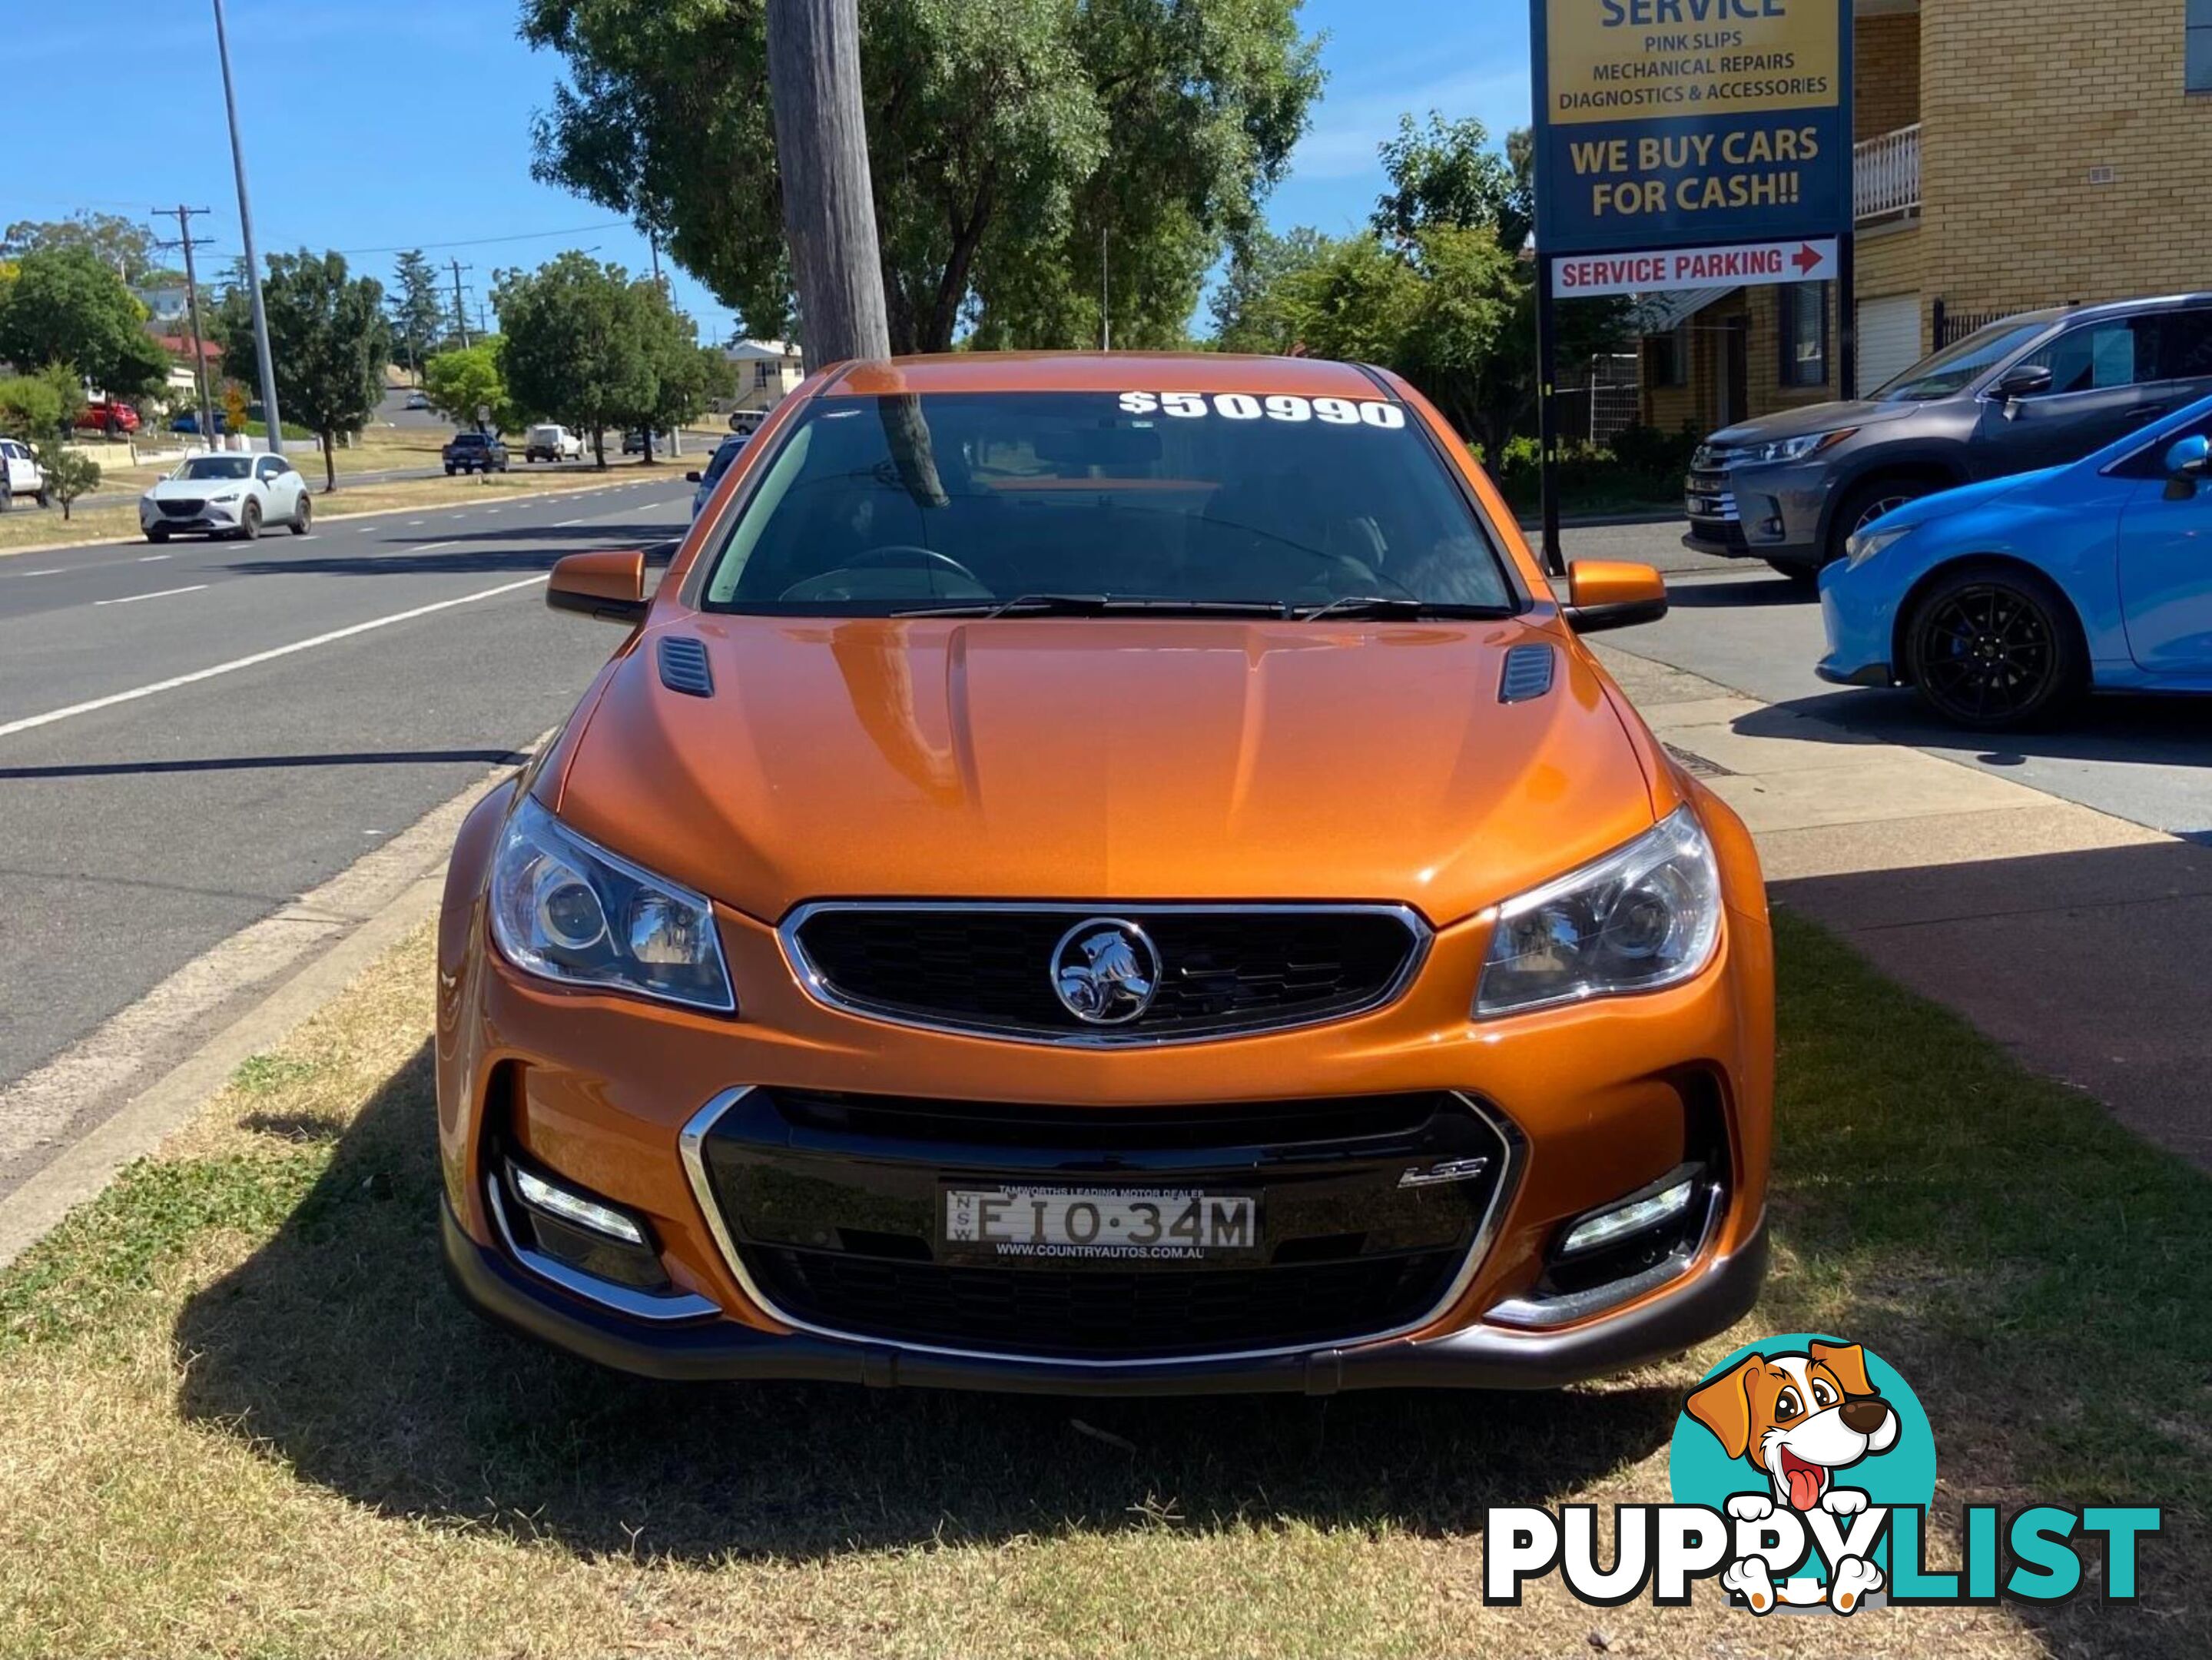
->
xmin=1792 ymin=243 xmax=1826 ymax=275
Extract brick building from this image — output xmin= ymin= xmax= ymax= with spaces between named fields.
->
xmin=1640 ymin=0 xmax=2212 ymax=437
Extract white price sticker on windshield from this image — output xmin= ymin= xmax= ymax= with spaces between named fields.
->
xmin=1118 ymin=391 xmax=1405 ymax=429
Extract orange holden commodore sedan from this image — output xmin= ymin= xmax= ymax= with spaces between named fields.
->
xmin=437 ymin=353 xmax=1773 ymax=1394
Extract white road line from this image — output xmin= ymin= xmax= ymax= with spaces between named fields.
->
xmin=1 ymin=573 xmax=549 ymax=740
xmin=94 ymin=584 xmax=209 ymax=607
xmin=25 ymin=569 xmax=61 ymax=576
xmin=139 ymin=553 xmax=171 ymax=563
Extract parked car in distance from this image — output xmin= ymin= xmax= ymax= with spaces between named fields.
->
xmin=685 ymin=431 xmax=747 ymax=516
xmin=0 ymin=439 xmax=49 ymax=510
xmin=170 ymin=409 xmax=227 ymax=435
xmin=139 ymin=451 xmax=313 ymax=541
xmin=1686 ymin=292 xmax=2212 ymax=582
xmin=405 ymin=390 xmax=431 ymax=411
xmin=620 ymin=429 xmax=678 ymax=456
xmin=75 ymin=401 xmax=140 ymax=436
xmin=443 ymin=432 xmax=509 ymax=475
xmin=1819 ymin=391 xmax=2212 ymax=729
xmin=437 ymin=351 xmax=1774 ymax=1397
xmin=525 ymin=423 xmax=585 ymax=463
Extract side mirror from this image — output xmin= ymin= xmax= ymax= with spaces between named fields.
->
xmin=1993 ymin=363 xmax=2053 ymax=403
xmin=685 ymin=470 xmax=703 ymax=483
xmin=2162 ymin=433 xmax=2211 ymax=500
xmin=1563 ymin=561 xmax=1668 ymax=634
xmin=547 ymin=549 xmax=648 ymax=626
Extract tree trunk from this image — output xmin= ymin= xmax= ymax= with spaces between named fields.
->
xmin=322 ymin=433 xmax=337 ymax=493
xmin=592 ymin=427 xmax=606 ymax=470
xmin=766 ymin=0 xmax=891 ymax=366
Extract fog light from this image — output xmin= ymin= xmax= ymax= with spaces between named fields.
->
xmin=1560 ymin=1176 xmax=1696 ymax=1257
xmin=511 ymin=1162 xmax=646 ymax=1246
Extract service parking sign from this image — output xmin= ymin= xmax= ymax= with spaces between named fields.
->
xmin=1531 ymin=0 xmax=1852 ymax=263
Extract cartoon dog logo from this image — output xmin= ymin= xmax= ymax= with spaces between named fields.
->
xmin=1685 ymin=1340 xmax=1902 ymax=1613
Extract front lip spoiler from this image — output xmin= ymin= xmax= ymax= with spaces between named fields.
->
xmin=441 ymin=1198 xmax=1768 ymax=1395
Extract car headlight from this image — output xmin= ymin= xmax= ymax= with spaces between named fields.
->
xmin=1844 ymin=523 xmax=1915 ymax=569
xmin=489 ymin=797 xmax=735 ymax=1013
xmin=1739 ymin=429 xmax=1856 ymax=466
xmin=209 ymin=490 xmax=240 ymax=503
xmin=1474 ymin=808 xmax=1722 ymax=1017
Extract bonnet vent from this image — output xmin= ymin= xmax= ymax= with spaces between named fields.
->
xmin=656 ymin=636 xmax=715 ymax=698
xmin=1498 ymin=644 xmax=1556 ymax=704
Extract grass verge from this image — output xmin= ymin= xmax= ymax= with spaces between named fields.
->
xmin=0 ymin=911 xmax=2203 ymax=1657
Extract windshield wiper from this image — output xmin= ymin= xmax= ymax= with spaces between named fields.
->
xmin=1292 ymin=596 xmax=1512 ymax=622
xmin=893 ymin=594 xmax=1291 ymax=619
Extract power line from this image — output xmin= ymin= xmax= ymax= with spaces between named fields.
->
xmin=334 ymin=221 xmax=632 ymax=259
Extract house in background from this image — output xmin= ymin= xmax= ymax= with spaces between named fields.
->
xmin=717 ymin=339 xmax=804 ymax=427
xmin=1640 ymin=0 xmax=2212 ymax=437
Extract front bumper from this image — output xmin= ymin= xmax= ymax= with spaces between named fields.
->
xmin=1815 ymin=564 xmax=1902 ymax=687
xmin=435 ymin=779 xmax=1776 ymax=1393
xmin=1683 ymin=461 xmax=1829 ymax=566
xmin=443 ymin=1197 xmax=1768 ymax=1393
xmin=141 ymin=502 xmax=239 ymax=532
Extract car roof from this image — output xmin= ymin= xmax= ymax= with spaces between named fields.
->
xmin=824 ymin=351 xmax=1391 ymax=400
xmin=2003 ymin=292 xmax=2212 ymax=330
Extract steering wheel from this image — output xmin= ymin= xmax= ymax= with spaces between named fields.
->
xmin=844 ymin=544 xmax=984 ymax=586
xmin=776 ymin=543 xmax=993 ymax=604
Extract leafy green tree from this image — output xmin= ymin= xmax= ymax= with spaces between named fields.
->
xmin=219 ymin=251 xmax=391 ymax=493
xmin=30 ymin=439 xmax=99 ymax=521
xmin=0 ymin=247 xmax=170 ymax=401
xmin=1209 ymin=226 xmax=1329 ymax=354
xmin=423 ymin=342 xmax=516 ymax=433
xmin=388 ymin=250 xmax=449 ymax=376
xmin=631 ymin=286 xmax=732 ymax=457
xmin=0 ymin=364 xmax=83 ymax=440
xmin=1 ymin=213 xmax=161 ymax=284
xmin=1372 ymin=113 xmax=1525 ymax=254
xmin=495 ymin=253 xmax=656 ymax=467
xmin=519 ymin=0 xmax=1320 ymax=354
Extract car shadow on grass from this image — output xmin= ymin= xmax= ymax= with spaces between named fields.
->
xmin=171 ymin=1040 xmax=1683 ymax=1565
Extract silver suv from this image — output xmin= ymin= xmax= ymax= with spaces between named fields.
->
xmin=1684 ymin=293 xmax=2212 ymax=581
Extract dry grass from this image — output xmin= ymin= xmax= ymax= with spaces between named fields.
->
xmin=0 ymin=914 xmax=2202 ymax=1658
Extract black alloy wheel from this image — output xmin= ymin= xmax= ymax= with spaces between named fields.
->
xmin=1907 ymin=569 xmax=2082 ymax=730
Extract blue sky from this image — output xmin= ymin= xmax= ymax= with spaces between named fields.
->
xmin=0 ymin=0 xmax=1533 ymax=342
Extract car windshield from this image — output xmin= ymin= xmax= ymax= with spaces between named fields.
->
xmin=175 ymin=456 xmax=252 ymax=480
xmin=701 ymin=437 xmax=745 ymax=486
xmin=1873 ymin=320 xmax=2051 ymax=402
xmin=698 ymin=391 xmax=1514 ymax=616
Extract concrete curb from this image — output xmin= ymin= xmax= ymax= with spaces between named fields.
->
xmin=0 ymin=748 xmax=542 ymax=1273
xmin=0 ymin=473 xmax=672 ymax=564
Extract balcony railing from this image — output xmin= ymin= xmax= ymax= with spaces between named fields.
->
xmin=1855 ymin=123 xmax=1922 ymax=223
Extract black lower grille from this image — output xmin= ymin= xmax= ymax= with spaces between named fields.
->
xmin=788 ymin=905 xmax=1424 ymax=1041
xmin=691 ymin=1085 xmax=1512 ymax=1361
xmin=158 ymin=498 xmax=204 ymax=517
xmin=748 ymin=1247 xmax=1464 ymax=1359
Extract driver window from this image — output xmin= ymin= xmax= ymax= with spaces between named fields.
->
xmin=2019 ymin=321 xmax=2147 ymax=396
xmin=705 ymin=421 xmax=815 ymax=604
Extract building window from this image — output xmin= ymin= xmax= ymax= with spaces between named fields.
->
xmin=1779 ymin=282 xmax=1829 ymax=388
xmin=1647 ymin=327 xmax=1690 ymax=388
xmin=2191 ymin=0 xmax=2212 ymax=91
xmin=754 ymin=361 xmax=772 ymax=388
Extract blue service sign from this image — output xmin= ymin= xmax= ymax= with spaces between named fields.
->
xmin=1531 ymin=0 xmax=1852 ymax=259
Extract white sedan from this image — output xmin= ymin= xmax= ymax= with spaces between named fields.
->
xmin=141 ymin=453 xmax=313 ymax=542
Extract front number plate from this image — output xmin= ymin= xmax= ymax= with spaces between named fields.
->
xmin=942 ymin=1186 xmax=1260 ymax=1263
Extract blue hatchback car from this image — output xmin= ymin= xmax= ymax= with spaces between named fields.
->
xmin=1819 ymin=393 xmax=2212 ymax=728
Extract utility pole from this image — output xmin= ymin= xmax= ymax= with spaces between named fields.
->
xmin=211 ymin=0 xmax=283 ymax=455
xmin=1100 ymin=227 xmax=1110 ymax=352
xmin=449 ymin=259 xmax=473 ymax=350
xmin=152 ymin=205 xmax=220 ymax=450
xmin=764 ymin=0 xmax=890 ymax=364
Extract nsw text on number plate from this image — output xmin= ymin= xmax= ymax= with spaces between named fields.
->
xmin=943 ymin=1187 xmax=1260 ymax=1263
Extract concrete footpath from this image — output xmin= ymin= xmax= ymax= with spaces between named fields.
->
xmin=1596 ymin=642 xmax=2212 ymax=1170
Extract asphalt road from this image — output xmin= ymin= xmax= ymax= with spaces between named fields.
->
xmin=0 ymin=475 xmax=695 ymax=1094
xmin=1560 ymin=520 xmax=2212 ymax=840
